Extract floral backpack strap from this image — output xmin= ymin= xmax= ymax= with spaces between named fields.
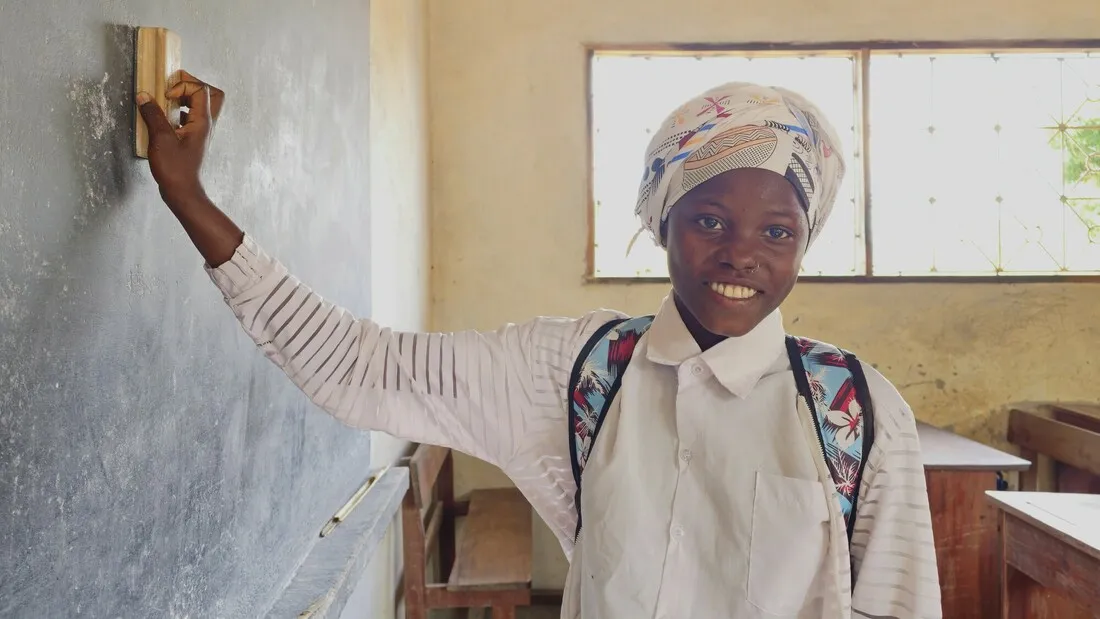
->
xmin=568 ymin=315 xmax=654 ymax=541
xmin=785 ymin=336 xmax=876 ymax=541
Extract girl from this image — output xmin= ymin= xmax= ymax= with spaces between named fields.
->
xmin=137 ymin=74 xmax=940 ymax=619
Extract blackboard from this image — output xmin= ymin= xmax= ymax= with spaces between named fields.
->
xmin=0 ymin=2 xmax=378 ymax=616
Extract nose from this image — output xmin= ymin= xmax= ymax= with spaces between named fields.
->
xmin=716 ymin=238 xmax=760 ymax=272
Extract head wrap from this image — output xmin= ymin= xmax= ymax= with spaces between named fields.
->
xmin=634 ymin=82 xmax=845 ymax=247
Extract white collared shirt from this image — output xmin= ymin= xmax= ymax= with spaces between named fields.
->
xmin=207 ymin=237 xmax=941 ymax=619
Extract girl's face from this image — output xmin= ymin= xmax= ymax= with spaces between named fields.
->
xmin=665 ymin=167 xmax=808 ymax=348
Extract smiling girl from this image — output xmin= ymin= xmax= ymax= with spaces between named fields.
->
xmin=137 ymin=76 xmax=940 ymax=619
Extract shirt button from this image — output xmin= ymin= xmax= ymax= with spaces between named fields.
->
xmin=680 ymin=449 xmax=693 ymax=463
xmin=691 ymin=364 xmax=703 ymax=376
xmin=672 ymin=525 xmax=685 ymax=538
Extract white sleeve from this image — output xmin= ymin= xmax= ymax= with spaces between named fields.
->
xmin=850 ymin=363 xmax=943 ymax=619
xmin=204 ymin=235 xmax=610 ymax=471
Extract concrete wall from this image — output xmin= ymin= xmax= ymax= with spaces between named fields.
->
xmin=0 ymin=0 xmax=430 ymax=615
xmin=427 ymin=0 xmax=1100 ymax=588
xmin=0 ymin=1 xmax=380 ymax=615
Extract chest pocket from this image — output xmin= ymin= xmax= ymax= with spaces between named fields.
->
xmin=747 ymin=471 xmax=831 ymax=616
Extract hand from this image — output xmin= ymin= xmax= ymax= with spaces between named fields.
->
xmin=135 ymin=71 xmax=242 ymax=267
xmin=136 ymin=71 xmax=225 ymax=207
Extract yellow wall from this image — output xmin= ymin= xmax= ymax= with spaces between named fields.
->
xmin=341 ymin=0 xmax=429 ymax=616
xmin=428 ymin=0 xmax=1100 ymax=588
xmin=369 ymin=0 xmax=430 ymax=470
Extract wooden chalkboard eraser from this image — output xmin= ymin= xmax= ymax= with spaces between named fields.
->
xmin=134 ymin=27 xmax=181 ymax=159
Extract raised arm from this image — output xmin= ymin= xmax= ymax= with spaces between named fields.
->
xmin=135 ymin=73 xmax=605 ymax=469
xmin=205 ymin=238 xmax=585 ymax=466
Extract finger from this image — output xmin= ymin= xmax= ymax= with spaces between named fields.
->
xmin=174 ymin=70 xmax=220 ymax=95
xmin=136 ymin=92 xmax=175 ymax=139
xmin=175 ymin=69 xmax=202 ymax=84
xmin=165 ymin=79 xmax=206 ymax=105
xmin=178 ymin=86 xmax=213 ymax=139
xmin=165 ymin=74 xmax=225 ymax=123
xmin=189 ymin=86 xmax=212 ymax=124
xmin=207 ymin=86 xmax=225 ymax=123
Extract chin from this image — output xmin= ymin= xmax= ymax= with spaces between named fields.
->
xmin=692 ymin=305 xmax=763 ymax=338
xmin=704 ymin=319 xmax=757 ymax=338
xmin=673 ymin=287 xmax=771 ymax=341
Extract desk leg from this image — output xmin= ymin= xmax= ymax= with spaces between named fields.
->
xmin=1000 ymin=511 xmax=1040 ymax=619
xmin=1002 ymin=563 xmax=1089 ymax=619
xmin=999 ymin=511 xmax=1097 ymax=619
xmin=926 ymin=470 xmax=1000 ymax=619
xmin=1002 ymin=562 xmax=1038 ymax=619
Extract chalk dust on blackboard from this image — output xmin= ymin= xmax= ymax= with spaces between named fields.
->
xmin=66 ymin=71 xmax=131 ymax=225
xmin=68 ymin=72 xmax=116 ymax=141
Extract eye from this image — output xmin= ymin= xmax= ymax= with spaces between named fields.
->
xmin=696 ymin=216 xmax=724 ymax=231
xmin=765 ymin=226 xmax=793 ymax=240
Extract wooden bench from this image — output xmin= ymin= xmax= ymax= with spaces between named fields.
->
xmin=400 ymin=444 xmax=533 ymax=619
xmin=917 ymin=422 xmax=1032 ymax=619
xmin=987 ymin=491 xmax=1100 ymax=618
xmin=1008 ymin=403 xmax=1100 ymax=493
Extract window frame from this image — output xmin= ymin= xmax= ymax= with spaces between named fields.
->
xmin=585 ymin=39 xmax=1100 ymax=283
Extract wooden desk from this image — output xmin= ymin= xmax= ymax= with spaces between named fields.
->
xmin=918 ymin=423 xmax=1032 ymax=619
xmin=986 ymin=492 xmax=1100 ymax=618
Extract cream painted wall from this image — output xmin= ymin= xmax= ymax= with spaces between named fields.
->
xmin=428 ymin=0 xmax=1100 ymax=589
xmin=369 ymin=0 xmax=430 ymax=468
xmin=341 ymin=0 xmax=429 ymax=616
xmin=340 ymin=526 xmax=402 ymax=619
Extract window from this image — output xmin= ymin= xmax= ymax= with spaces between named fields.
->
xmin=590 ymin=45 xmax=1100 ymax=279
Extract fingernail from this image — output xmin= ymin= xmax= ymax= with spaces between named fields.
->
xmin=136 ymin=92 xmax=152 ymax=105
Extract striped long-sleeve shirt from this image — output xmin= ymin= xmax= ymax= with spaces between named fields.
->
xmin=206 ymin=236 xmax=941 ymax=619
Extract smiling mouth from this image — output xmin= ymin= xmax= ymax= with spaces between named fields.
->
xmin=706 ymin=281 xmax=760 ymax=301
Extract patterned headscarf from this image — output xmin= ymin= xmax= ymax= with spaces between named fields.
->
xmin=635 ymin=82 xmax=845 ymax=247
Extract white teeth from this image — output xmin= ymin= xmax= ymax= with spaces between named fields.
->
xmin=709 ymin=282 xmax=758 ymax=300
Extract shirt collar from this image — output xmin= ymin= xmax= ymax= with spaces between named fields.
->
xmin=645 ymin=294 xmax=787 ymax=398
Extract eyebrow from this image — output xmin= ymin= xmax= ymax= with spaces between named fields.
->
xmin=763 ymin=207 xmax=802 ymax=219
